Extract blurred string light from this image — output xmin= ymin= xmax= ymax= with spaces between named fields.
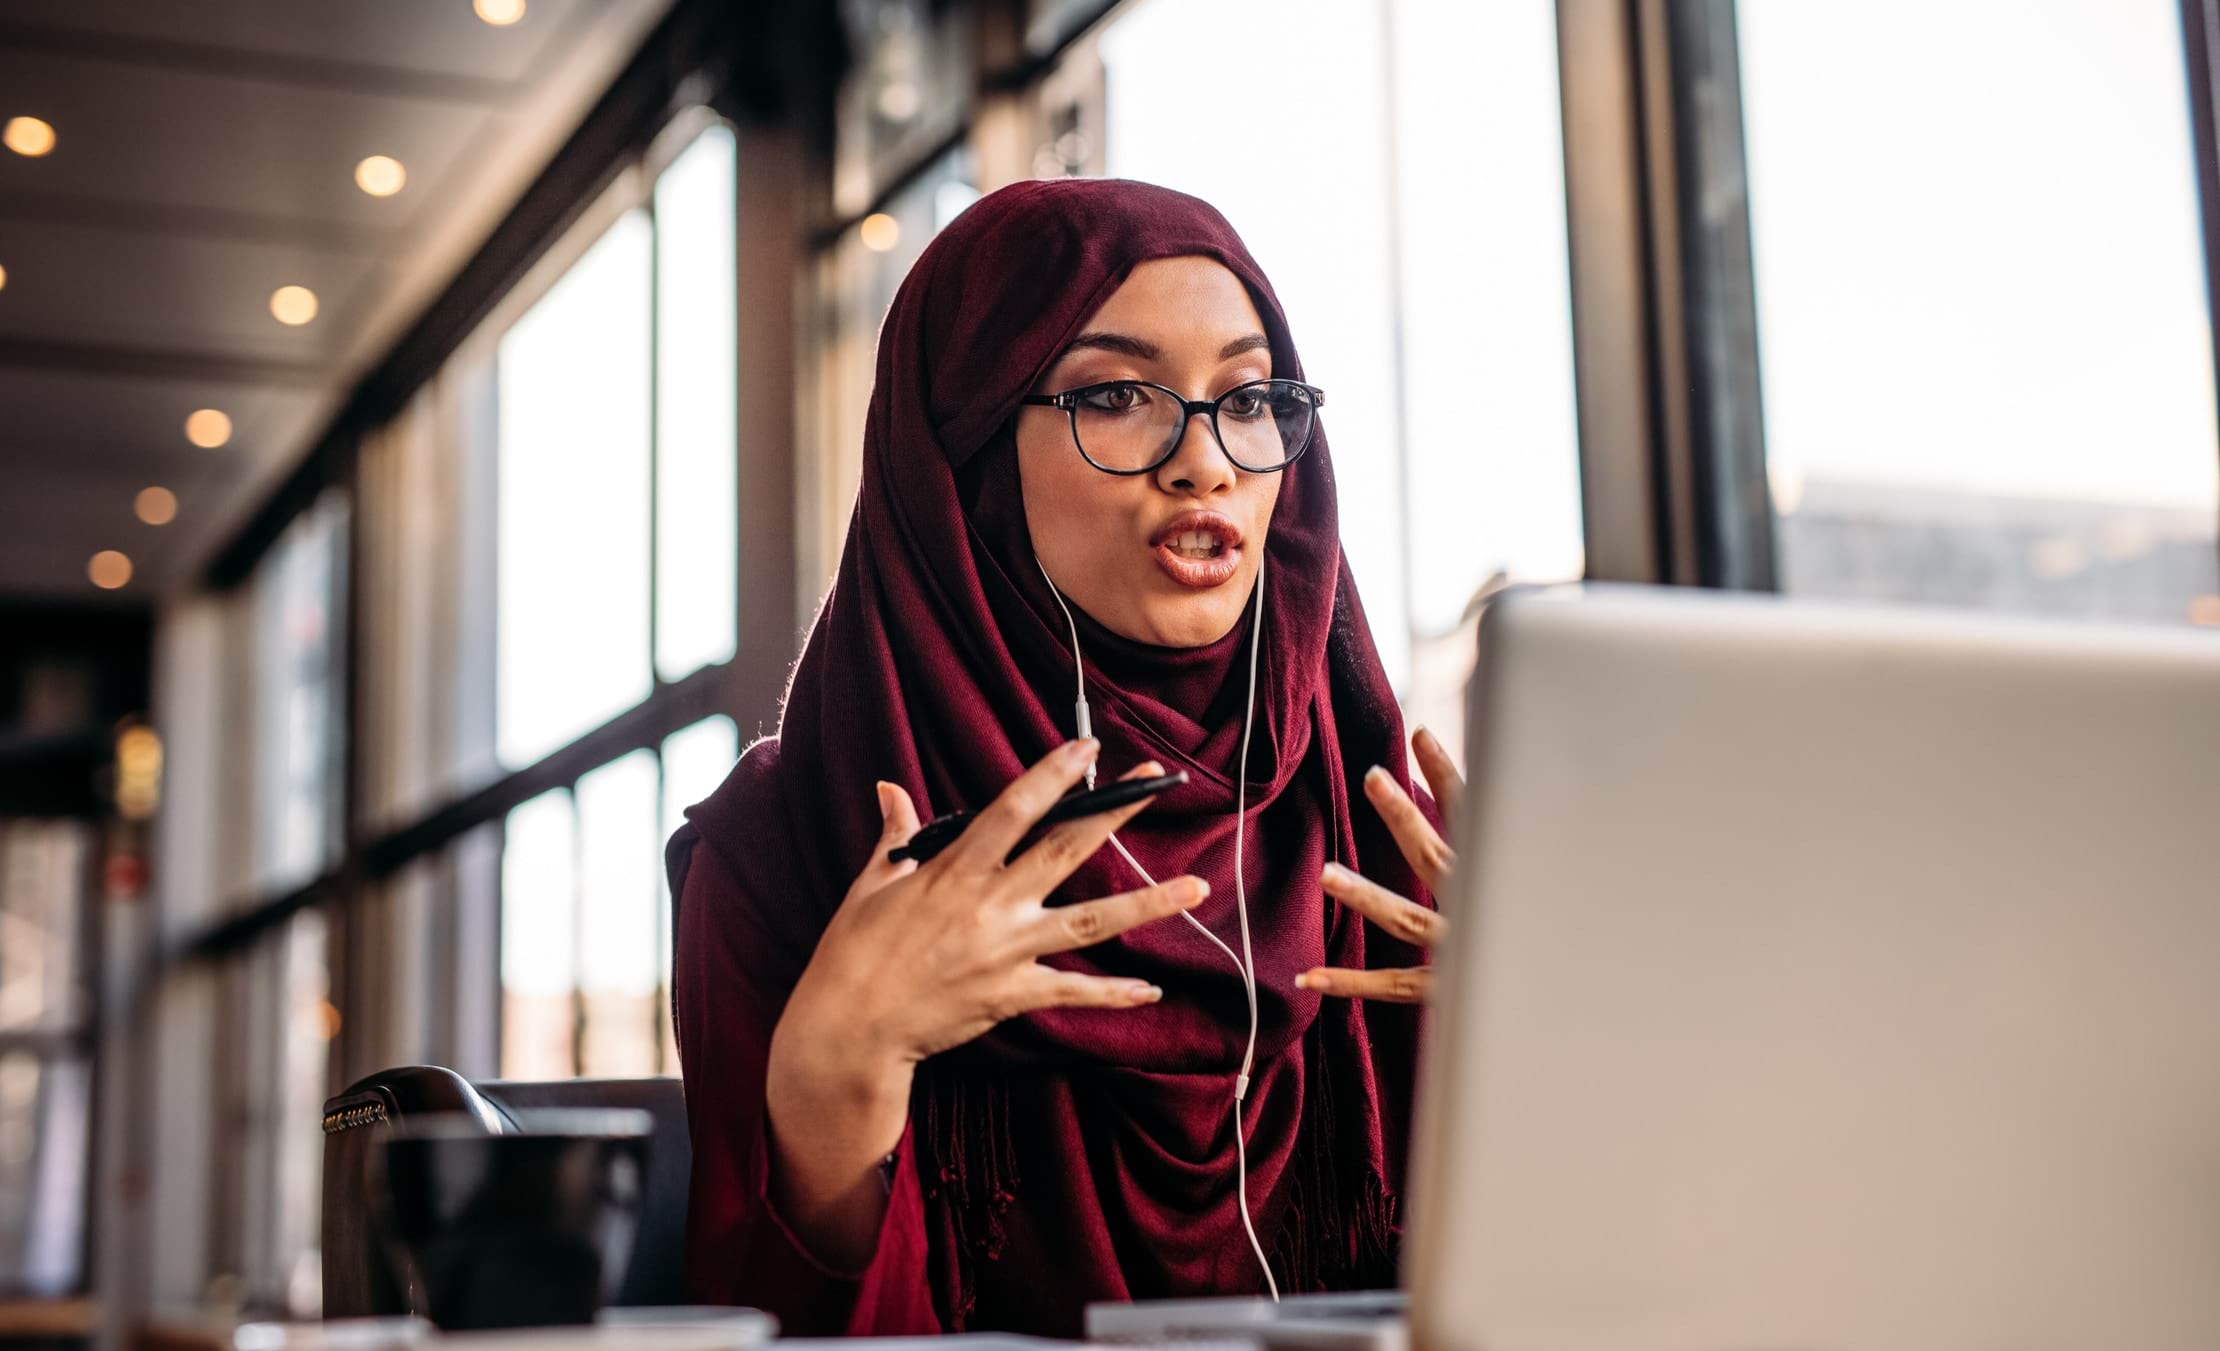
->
xmin=135 ymin=486 xmax=177 ymax=526
xmin=2190 ymin=595 xmax=2220 ymax=627
xmin=116 ymin=723 xmax=163 ymax=821
xmin=859 ymin=212 xmax=900 ymax=252
xmin=474 ymin=0 xmax=526 ymax=26
xmin=270 ymin=285 xmax=319 ymax=326
xmin=354 ymin=155 xmax=407 ymax=197
xmin=185 ymin=408 xmax=233 ymax=448
xmin=4 ymin=116 xmax=55 ymax=157
xmin=0 ymin=261 xmax=8 ymax=291
xmin=88 ymin=550 xmax=132 ymax=590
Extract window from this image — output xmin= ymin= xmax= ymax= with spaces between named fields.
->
xmin=655 ymin=126 xmax=741 ymax=683
xmin=803 ymin=146 xmax=981 ymax=592
xmin=253 ymin=492 xmax=348 ymax=892
xmin=658 ymin=715 xmax=738 ymax=1066
xmin=1089 ymin=0 xmax=1584 ymax=751
xmin=269 ymin=912 xmax=333 ymax=1314
xmin=834 ymin=0 xmax=977 ymax=217
xmin=484 ymin=120 xmax=744 ymax=1079
xmin=1740 ymin=0 xmax=2220 ymax=623
xmin=144 ymin=97 xmax=753 ymax=1324
xmin=0 ymin=819 xmax=93 ymax=1296
xmin=575 ymin=751 xmax=662 ymax=1078
xmin=499 ymin=715 xmax=736 ymax=1079
xmin=500 ymin=785 xmax=579 ymax=1081
xmin=496 ymin=211 xmax=656 ymax=768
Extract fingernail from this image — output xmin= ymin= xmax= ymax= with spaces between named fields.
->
xmin=1064 ymin=737 xmax=1100 ymax=763
xmin=1135 ymin=983 xmax=1164 ymax=1003
xmin=874 ymin=781 xmax=894 ymax=818
xmin=1321 ymin=861 xmax=1347 ymax=883
xmin=1294 ymin=972 xmax=1317 ymax=991
xmin=1179 ymin=877 xmax=1211 ymax=904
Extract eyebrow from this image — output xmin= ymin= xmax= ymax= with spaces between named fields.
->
xmin=1061 ymin=330 xmax=1273 ymax=362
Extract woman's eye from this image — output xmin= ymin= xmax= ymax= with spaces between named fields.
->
xmin=1222 ymin=390 xmax=1266 ymax=418
xmin=1079 ymin=383 xmax=1146 ymax=413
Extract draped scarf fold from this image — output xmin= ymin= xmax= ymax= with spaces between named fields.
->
xmin=675 ymin=177 xmax=1430 ymax=1327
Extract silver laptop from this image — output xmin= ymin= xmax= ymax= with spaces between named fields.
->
xmin=1095 ymin=584 xmax=2220 ymax=1348
xmin=1408 ymin=583 xmax=2220 ymax=1349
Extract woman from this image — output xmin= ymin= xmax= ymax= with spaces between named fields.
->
xmin=668 ymin=177 xmax=1460 ymax=1336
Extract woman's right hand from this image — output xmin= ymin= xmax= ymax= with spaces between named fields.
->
xmin=785 ymin=736 xmax=1206 ymax=1068
xmin=763 ymin=738 xmax=1204 ymax=1266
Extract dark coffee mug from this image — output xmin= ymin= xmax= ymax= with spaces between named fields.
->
xmin=373 ymin=1108 xmax=651 ymax=1331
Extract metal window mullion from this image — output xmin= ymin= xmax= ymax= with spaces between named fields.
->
xmin=1654 ymin=0 xmax=1776 ymax=590
xmin=2176 ymin=0 xmax=2220 ymax=564
xmin=647 ymin=184 xmax=665 ymax=694
xmin=566 ymin=785 xmax=586 ymax=1080
xmin=1557 ymin=0 xmax=1774 ymax=588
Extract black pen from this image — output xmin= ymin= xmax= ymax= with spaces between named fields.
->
xmin=888 ymin=771 xmax=1190 ymax=864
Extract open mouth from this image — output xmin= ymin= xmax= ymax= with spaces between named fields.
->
xmin=1150 ymin=511 xmax=1245 ymax=588
xmin=1166 ymin=529 xmax=1230 ymax=560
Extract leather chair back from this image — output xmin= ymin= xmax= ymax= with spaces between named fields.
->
xmin=320 ymin=1066 xmax=690 ymax=1318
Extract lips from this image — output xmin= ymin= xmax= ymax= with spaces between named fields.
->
xmin=1149 ymin=510 xmax=1245 ymax=589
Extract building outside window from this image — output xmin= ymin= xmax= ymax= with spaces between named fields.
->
xmin=1739 ymin=0 xmax=2220 ymax=625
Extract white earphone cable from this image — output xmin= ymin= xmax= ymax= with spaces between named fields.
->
xmin=1037 ymin=556 xmax=1280 ymax=1300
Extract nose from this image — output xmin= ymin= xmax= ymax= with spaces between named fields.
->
xmin=1153 ymin=407 xmax=1238 ymax=497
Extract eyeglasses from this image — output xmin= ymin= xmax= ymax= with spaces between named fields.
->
xmin=1019 ymin=378 xmax=1326 ymax=475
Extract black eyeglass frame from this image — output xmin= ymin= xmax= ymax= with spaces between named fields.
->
xmin=1018 ymin=378 xmax=1327 ymax=476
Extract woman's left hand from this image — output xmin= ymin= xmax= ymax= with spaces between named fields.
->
xmin=1295 ymin=726 xmax=1461 ymax=1005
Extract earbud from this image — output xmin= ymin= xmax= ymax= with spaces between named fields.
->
xmin=1034 ymin=555 xmax=1280 ymax=1300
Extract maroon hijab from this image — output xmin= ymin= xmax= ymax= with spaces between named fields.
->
xmin=675 ymin=177 xmax=1430 ymax=1326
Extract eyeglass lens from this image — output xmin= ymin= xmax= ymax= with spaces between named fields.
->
xmin=1070 ymin=381 xmax=1317 ymax=472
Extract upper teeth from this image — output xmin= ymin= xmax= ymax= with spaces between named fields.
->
xmin=1172 ymin=530 xmax=1222 ymax=554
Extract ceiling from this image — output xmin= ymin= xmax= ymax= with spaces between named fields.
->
xmin=0 ymin=0 xmax=674 ymax=602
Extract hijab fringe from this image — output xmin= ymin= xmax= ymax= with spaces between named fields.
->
xmin=920 ymin=1066 xmax=1019 ymax=1325
xmin=1268 ymin=1018 xmax=1402 ymax=1292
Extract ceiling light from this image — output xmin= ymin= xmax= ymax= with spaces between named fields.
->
xmin=4 ymin=117 xmax=55 ymax=158
xmin=135 ymin=487 xmax=178 ymax=526
xmin=88 ymin=550 xmax=132 ymax=590
xmin=859 ymin=212 xmax=901 ymax=252
xmin=355 ymin=155 xmax=407 ymax=197
xmin=184 ymin=408 xmax=233 ymax=448
xmin=270 ymin=285 xmax=319 ymax=326
xmin=474 ymin=0 xmax=526 ymax=25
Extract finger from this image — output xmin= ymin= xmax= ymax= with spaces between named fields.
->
xmin=1006 ymin=760 xmax=1171 ymax=894
xmin=1411 ymin=726 xmax=1464 ymax=835
xmin=856 ymin=781 xmax=921 ymax=892
xmin=947 ymin=739 xmax=1098 ymax=873
xmin=1320 ymin=862 xmax=1445 ymax=949
xmin=1293 ymin=965 xmax=1433 ymax=1004
xmin=1016 ymin=875 xmax=1209 ymax=959
xmin=880 ymin=781 xmax=921 ymax=843
xmin=1006 ymin=965 xmax=1165 ymax=1015
xmin=1364 ymin=764 xmax=1456 ymax=896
